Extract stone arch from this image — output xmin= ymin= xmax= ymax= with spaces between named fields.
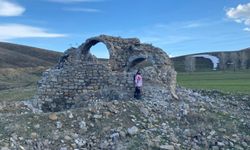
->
xmin=80 ymin=37 xmax=118 ymax=70
xmin=127 ymin=55 xmax=153 ymax=71
xmin=89 ymin=42 xmax=110 ymax=59
xmin=80 ymin=37 xmax=115 ymax=58
xmin=130 ymin=57 xmax=147 ymax=68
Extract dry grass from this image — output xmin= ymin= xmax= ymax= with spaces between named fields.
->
xmin=0 ymin=67 xmax=46 ymax=101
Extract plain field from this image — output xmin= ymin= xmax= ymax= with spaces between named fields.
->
xmin=177 ymin=70 xmax=250 ymax=94
xmin=1 ymin=69 xmax=250 ymax=102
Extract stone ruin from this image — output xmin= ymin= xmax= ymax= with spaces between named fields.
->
xmin=35 ymin=35 xmax=177 ymax=112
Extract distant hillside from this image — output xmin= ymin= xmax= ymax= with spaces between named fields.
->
xmin=172 ymin=48 xmax=250 ymax=72
xmin=0 ymin=42 xmax=62 ymax=68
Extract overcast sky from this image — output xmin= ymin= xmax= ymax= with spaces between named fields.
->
xmin=0 ymin=0 xmax=250 ymax=57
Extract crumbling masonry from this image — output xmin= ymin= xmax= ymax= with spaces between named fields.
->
xmin=35 ymin=35 xmax=177 ymax=112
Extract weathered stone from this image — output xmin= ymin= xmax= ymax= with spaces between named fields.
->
xmin=64 ymin=135 xmax=71 ymax=141
xmin=159 ymin=144 xmax=175 ymax=150
xmin=68 ymin=111 xmax=74 ymax=118
xmin=183 ymin=129 xmax=192 ymax=137
xmin=110 ymin=133 xmax=119 ymax=142
xmin=34 ymin=35 xmax=177 ymax=112
xmin=210 ymin=130 xmax=216 ymax=136
xmin=79 ymin=121 xmax=86 ymax=129
xmin=49 ymin=113 xmax=58 ymax=121
xmin=119 ymin=131 xmax=126 ymax=138
xmin=100 ymin=140 xmax=109 ymax=149
xmin=140 ymin=106 xmax=149 ymax=117
xmin=75 ymin=138 xmax=86 ymax=147
xmin=127 ymin=126 xmax=139 ymax=136
xmin=241 ymin=141 xmax=248 ymax=147
xmin=93 ymin=115 xmax=102 ymax=119
xmin=56 ymin=121 xmax=62 ymax=129
xmin=217 ymin=142 xmax=225 ymax=147
xmin=31 ymin=132 xmax=38 ymax=139
xmin=212 ymin=146 xmax=219 ymax=150
xmin=34 ymin=124 xmax=40 ymax=129
xmin=234 ymin=145 xmax=244 ymax=150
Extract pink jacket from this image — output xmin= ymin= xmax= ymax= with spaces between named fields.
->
xmin=135 ymin=74 xmax=142 ymax=87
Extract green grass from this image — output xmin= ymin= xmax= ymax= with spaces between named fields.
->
xmin=1 ymin=67 xmax=250 ymax=102
xmin=0 ymin=86 xmax=36 ymax=101
xmin=177 ymin=70 xmax=250 ymax=94
xmin=0 ymin=67 xmax=43 ymax=101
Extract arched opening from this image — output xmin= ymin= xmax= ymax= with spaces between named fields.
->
xmin=84 ymin=41 xmax=110 ymax=67
xmin=192 ymin=54 xmax=219 ymax=71
xmin=89 ymin=42 xmax=110 ymax=59
xmin=130 ymin=58 xmax=147 ymax=68
xmin=195 ymin=57 xmax=213 ymax=71
xmin=128 ymin=57 xmax=153 ymax=71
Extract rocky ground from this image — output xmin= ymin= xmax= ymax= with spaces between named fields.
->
xmin=0 ymin=86 xmax=249 ymax=150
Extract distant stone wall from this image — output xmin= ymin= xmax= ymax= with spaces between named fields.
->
xmin=217 ymin=51 xmax=250 ymax=70
xmin=35 ymin=35 xmax=177 ymax=112
xmin=179 ymin=49 xmax=250 ymax=72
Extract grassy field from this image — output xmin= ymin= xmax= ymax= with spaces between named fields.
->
xmin=1 ymin=68 xmax=250 ymax=102
xmin=177 ymin=70 xmax=250 ymax=94
xmin=0 ymin=86 xmax=36 ymax=102
xmin=0 ymin=67 xmax=44 ymax=101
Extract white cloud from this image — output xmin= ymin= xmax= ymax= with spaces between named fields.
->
xmin=155 ymin=21 xmax=204 ymax=30
xmin=183 ymin=23 xmax=202 ymax=28
xmin=63 ymin=8 xmax=101 ymax=13
xmin=226 ymin=3 xmax=250 ymax=26
xmin=0 ymin=24 xmax=67 ymax=41
xmin=48 ymin=0 xmax=102 ymax=3
xmin=0 ymin=0 xmax=25 ymax=16
xmin=243 ymin=27 xmax=250 ymax=32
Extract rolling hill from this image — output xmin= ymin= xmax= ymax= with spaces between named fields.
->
xmin=0 ymin=42 xmax=62 ymax=98
xmin=0 ymin=42 xmax=62 ymax=68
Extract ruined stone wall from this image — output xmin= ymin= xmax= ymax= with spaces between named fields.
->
xmin=37 ymin=63 xmax=108 ymax=111
xmin=37 ymin=62 xmax=136 ymax=112
xmin=35 ymin=35 xmax=177 ymax=112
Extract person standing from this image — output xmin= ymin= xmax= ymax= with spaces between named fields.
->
xmin=134 ymin=70 xmax=143 ymax=99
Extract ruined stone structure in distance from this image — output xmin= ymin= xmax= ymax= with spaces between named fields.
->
xmin=35 ymin=35 xmax=177 ymax=112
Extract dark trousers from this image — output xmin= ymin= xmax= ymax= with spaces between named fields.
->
xmin=134 ymin=87 xmax=141 ymax=99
